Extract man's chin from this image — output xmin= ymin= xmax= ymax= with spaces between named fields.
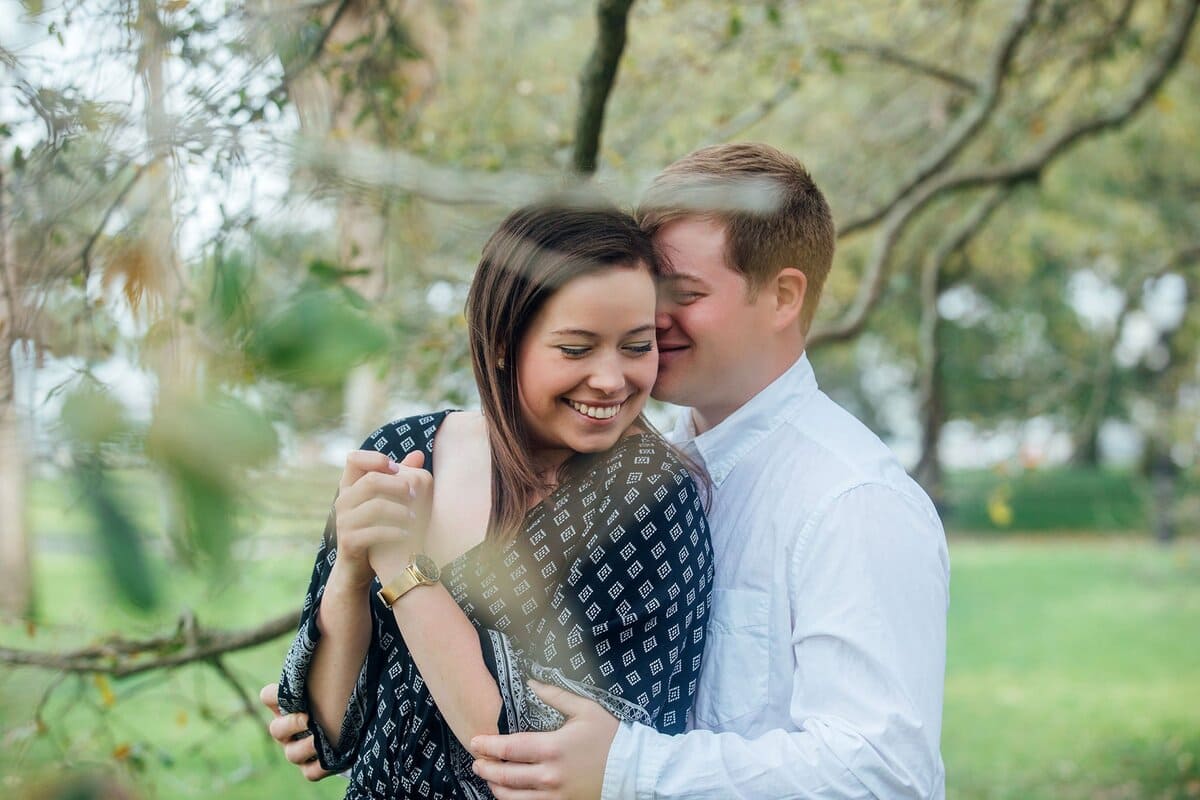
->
xmin=650 ymin=378 xmax=686 ymax=405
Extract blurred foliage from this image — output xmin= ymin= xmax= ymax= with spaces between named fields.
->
xmin=1 ymin=3 xmax=1199 ymax=792
xmin=945 ymin=467 xmax=1151 ymax=532
xmin=0 ymin=0 xmax=1194 ymax=612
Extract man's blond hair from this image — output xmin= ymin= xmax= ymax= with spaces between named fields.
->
xmin=637 ymin=142 xmax=836 ymax=333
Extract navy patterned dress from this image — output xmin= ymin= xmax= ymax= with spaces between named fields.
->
xmin=277 ymin=411 xmax=713 ymax=799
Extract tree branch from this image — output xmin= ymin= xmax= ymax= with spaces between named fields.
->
xmin=209 ymin=656 xmax=274 ymax=736
xmin=914 ymin=189 xmax=1008 ymax=488
xmin=573 ymin=0 xmax=637 ymax=174
xmin=267 ymin=0 xmax=354 ymax=104
xmin=838 ymin=0 xmax=1041 ymax=238
xmin=810 ymin=0 xmax=1199 ymax=348
xmin=294 ymin=137 xmax=556 ymax=206
xmin=832 ymin=42 xmax=979 ymax=93
xmin=79 ymin=159 xmax=153 ymax=285
xmin=0 ymin=609 xmax=300 ymax=678
xmin=708 ymin=77 xmax=803 ymax=144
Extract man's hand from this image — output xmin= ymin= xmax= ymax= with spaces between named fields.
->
xmin=469 ymin=680 xmax=619 ymax=800
xmin=261 ymin=682 xmax=331 ymax=782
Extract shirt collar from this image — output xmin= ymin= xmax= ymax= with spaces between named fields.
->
xmin=669 ymin=353 xmax=819 ymax=487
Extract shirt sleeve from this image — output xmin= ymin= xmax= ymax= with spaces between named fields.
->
xmin=602 ymin=482 xmax=949 ymax=799
xmin=486 ymin=455 xmax=713 ymax=736
xmin=275 ymin=508 xmax=382 ymax=772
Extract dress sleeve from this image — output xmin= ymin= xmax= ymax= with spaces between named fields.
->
xmin=485 ymin=447 xmax=714 ymax=735
xmin=276 ymin=508 xmax=382 ymax=772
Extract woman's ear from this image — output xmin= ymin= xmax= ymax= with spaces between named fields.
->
xmin=772 ymin=268 xmax=808 ymax=331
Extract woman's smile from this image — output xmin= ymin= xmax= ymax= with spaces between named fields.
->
xmin=564 ymin=398 xmax=626 ymax=421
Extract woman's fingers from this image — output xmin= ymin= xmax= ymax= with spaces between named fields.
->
xmin=259 ymin=682 xmax=281 ymax=717
xmin=268 ymin=712 xmax=310 ymax=745
xmin=283 ymin=734 xmax=319 ymax=766
xmin=339 ymin=449 xmax=399 ymax=490
xmin=300 ymin=759 xmax=331 ymax=782
xmin=337 ymin=470 xmax=415 ymax=509
xmin=331 ymin=450 xmax=435 ymax=568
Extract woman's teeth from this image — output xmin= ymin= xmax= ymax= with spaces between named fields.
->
xmin=567 ymin=400 xmax=621 ymax=419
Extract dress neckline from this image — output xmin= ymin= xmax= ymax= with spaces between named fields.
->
xmin=436 ymin=424 xmax=659 ymax=572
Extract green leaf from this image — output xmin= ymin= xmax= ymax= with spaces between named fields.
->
xmin=60 ymin=383 xmax=129 ymax=445
xmin=146 ymin=393 xmax=279 ymax=566
xmin=246 ymin=289 xmax=390 ymax=387
xmin=307 ymin=258 xmax=373 ymax=285
xmin=727 ymin=10 xmax=743 ymax=40
xmin=73 ymin=455 xmax=160 ymax=611
xmin=822 ymin=47 xmax=844 ymax=75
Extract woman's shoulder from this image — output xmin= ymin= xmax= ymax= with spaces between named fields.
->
xmin=595 ymin=433 xmax=699 ymax=496
xmin=358 ymin=409 xmax=458 ymax=456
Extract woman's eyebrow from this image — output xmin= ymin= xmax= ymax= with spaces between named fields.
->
xmin=549 ymin=325 xmax=656 ymax=337
xmin=549 ymin=328 xmax=599 ymax=337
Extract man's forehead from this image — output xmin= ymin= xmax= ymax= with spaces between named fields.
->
xmin=658 ymin=271 xmax=705 ymax=285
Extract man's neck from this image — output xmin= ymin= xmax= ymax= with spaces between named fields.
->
xmin=690 ymin=345 xmax=806 ymax=435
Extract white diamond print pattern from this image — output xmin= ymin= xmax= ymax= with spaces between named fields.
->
xmin=278 ymin=412 xmax=713 ymax=800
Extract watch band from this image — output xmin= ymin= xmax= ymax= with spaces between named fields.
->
xmin=376 ymin=554 xmax=440 ymax=607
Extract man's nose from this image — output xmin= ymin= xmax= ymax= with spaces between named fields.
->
xmin=655 ymin=308 xmax=673 ymax=333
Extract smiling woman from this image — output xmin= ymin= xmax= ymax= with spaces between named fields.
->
xmin=273 ymin=199 xmax=714 ymax=800
xmin=516 ymin=267 xmax=658 ymax=468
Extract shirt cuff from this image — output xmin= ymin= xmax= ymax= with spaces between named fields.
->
xmin=601 ymin=722 xmax=671 ymax=800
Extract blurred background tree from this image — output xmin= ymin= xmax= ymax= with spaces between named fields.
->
xmin=1 ymin=0 xmax=1199 ymax=798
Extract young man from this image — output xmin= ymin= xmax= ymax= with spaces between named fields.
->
xmin=264 ymin=143 xmax=949 ymax=798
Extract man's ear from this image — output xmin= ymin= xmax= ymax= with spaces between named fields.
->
xmin=772 ymin=268 xmax=808 ymax=331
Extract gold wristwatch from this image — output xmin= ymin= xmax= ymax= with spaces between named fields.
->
xmin=376 ymin=554 xmax=441 ymax=607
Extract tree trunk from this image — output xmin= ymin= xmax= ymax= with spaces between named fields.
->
xmin=137 ymin=0 xmax=199 ymax=560
xmin=915 ymin=246 xmax=948 ymax=510
xmin=0 ymin=161 xmax=32 ymax=619
xmin=914 ymin=311 xmax=947 ymax=510
xmin=1145 ymin=445 xmax=1178 ymax=545
xmin=138 ymin=0 xmax=190 ymax=395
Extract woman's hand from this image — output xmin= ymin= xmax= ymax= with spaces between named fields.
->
xmin=329 ymin=450 xmax=431 ymax=590
xmin=366 ymin=453 xmax=433 ymax=582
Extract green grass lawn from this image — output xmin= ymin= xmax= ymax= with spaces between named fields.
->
xmin=944 ymin=538 xmax=1200 ymax=799
xmin=4 ymin=469 xmax=1200 ymax=798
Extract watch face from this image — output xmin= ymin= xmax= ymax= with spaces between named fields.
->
xmin=412 ymin=554 xmax=440 ymax=582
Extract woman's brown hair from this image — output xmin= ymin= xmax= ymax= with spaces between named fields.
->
xmin=465 ymin=199 xmax=669 ymax=545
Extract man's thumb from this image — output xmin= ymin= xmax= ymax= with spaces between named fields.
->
xmin=528 ymin=679 xmax=591 ymax=718
xmin=400 ymin=450 xmax=425 ymax=469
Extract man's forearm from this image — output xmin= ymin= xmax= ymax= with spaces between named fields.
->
xmin=607 ymin=720 xmax=943 ymax=800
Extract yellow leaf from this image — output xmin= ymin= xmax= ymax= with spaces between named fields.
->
xmin=176 ymin=710 xmax=188 ymax=727
xmin=93 ymin=674 xmax=116 ymax=708
xmin=987 ymin=487 xmax=1014 ymax=528
xmin=113 ymin=742 xmax=132 ymax=761
xmin=101 ymin=236 xmax=166 ymax=313
xmin=1155 ymin=94 xmax=1174 ymax=113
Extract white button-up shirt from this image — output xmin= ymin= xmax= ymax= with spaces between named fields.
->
xmin=602 ymin=354 xmax=949 ymax=799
